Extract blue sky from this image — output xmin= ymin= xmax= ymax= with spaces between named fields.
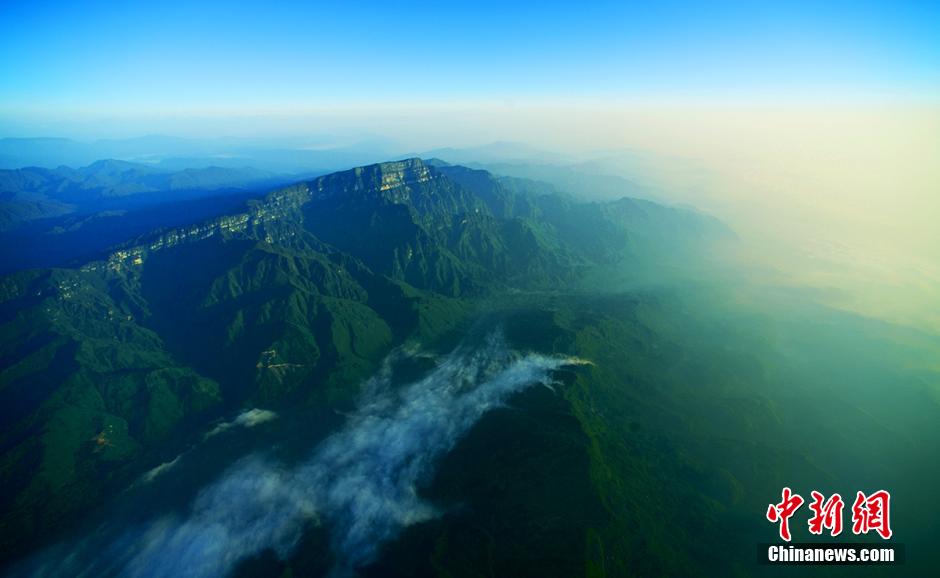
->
xmin=0 ymin=0 xmax=937 ymax=121
xmin=2 ymin=1 xmax=937 ymax=332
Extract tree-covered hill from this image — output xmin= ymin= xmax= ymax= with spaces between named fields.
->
xmin=0 ymin=158 xmax=728 ymax=568
xmin=3 ymin=159 xmax=936 ymax=578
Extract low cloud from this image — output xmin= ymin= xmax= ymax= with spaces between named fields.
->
xmin=22 ymin=333 xmax=587 ymax=577
xmin=133 ymin=409 xmax=279 ymax=487
xmin=139 ymin=455 xmax=183 ymax=485
xmin=204 ymin=408 xmax=279 ymax=440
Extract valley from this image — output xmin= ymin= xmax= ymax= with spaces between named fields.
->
xmin=1 ymin=158 xmax=937 ymax=577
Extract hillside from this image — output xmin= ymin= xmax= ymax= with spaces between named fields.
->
xmin=0 ymin=160 xmax=284 ymax=231
xmin=4 ymin=158 xmax=935 ymax=578
xmin=0 ymin=158 xmax=729 ymax=569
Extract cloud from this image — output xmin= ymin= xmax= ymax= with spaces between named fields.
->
xmin=21 ymin=332 xmax=587 ymax=577
xmin=132 ymin=409 xmax=280 ymax=487
xmin=204 ymin=408 xmax=279 ymax=440
xmin=139 ymin=455 xmax=183 ymax=484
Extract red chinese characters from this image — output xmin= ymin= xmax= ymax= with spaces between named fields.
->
xmin=851 ymin=490 xmax=892 ymax=539
xmin=807 ymin=491 xmax=844 ymax=537
xmin=767 ymin=488 xmax=893 ymax=542
xmin=766 ymin=487 xmax=804 ymax=542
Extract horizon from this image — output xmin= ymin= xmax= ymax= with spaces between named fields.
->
xmin=2 ymin=104 xmax=939 ymax=335
xmin=2 ymin=0 xmax=938 ymax=138
xmin=2 ymin=3 xmax=939 ymax=576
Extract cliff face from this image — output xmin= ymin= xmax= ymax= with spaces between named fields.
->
xmin=313 ymin=158 xmax=436 ymax=197
xmin=87 ymin=182 xmax=312 ymax=273
xmin=92 ymin=159 xmax=444 ymax=274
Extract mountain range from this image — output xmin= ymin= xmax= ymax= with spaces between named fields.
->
xmin=0 ymin=159 xmax=293 ymax=230
xmin=2 ymin=158 xmax=938 ymax=577
xmin=0 ymin=157 xmax=730 ymax=571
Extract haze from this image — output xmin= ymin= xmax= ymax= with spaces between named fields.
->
xmin=2 ymin=0 xmax=938 ymax=332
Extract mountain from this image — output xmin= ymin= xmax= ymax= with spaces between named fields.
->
xmin=0 ymin=136 xmax=400 ymax=174
xmin=0 ymin=158 xmax=728 ymax=569
xmin=418 ymin=144 xmax=661 ymax=204
xmin=461 ymin=160 xmax=652 ymax=201
xmin=0 ymin=161 xmax=308 ymax=274
xmin=4 ymin=158 xmax=935 ymax=577
xmin=418 ymin=141 xmax=565 ymax=165
xmin=0 ymin=160 xmax=285 ymax=230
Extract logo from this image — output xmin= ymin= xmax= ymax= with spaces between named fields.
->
xmin=766 ymin=488 xmax=892 ymax=541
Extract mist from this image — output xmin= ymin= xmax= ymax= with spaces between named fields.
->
xmin=16 ymin=333 xmax=587 ymax=578
xmin=6 ymin=101 xmax=936 ymax=332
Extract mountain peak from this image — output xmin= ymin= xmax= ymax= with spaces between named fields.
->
xmin=81 ymin=158 xmax=157 ymax=177
xmin=356 ymin=157 xmax=428 ymax=179
xmin=370 ymin=158 xmax=431 ymax=191
xmin=311 ymin=157 xmax=436 ymax=197
xmin=377 ymin=157 xmax=425 ymax=169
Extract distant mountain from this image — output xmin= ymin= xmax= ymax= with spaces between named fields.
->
xmin=0 ymin=160 xmax=282 ymax=231
xmin=0 ymin=136 xmax=400 ymax=174
xmin=0 ymin=136 xmax=214 ymax=169
xmin=465 ymin=161 xmax=652 ymax=201
xmin=0 ymin=159 xmax=307 ymax=275
xmin=418 ymin=141 xmax=565 ymax=165
xmin=421 ymin=146 xmax=673 ymax=205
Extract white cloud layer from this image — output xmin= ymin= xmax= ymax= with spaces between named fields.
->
xmin=22 ymin=333 xmax=587 ymax=577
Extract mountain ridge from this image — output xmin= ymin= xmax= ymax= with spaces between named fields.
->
xmin=0 ymin=157 xmax=731 ymax=569
xmin=0 ymin=159 xmax=287 ymax=232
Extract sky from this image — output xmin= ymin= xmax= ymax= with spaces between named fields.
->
xmin=1 ymin=0 xmax=938 ymax=128
xmin=0 ymin=0 xmax=938 ymax=332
